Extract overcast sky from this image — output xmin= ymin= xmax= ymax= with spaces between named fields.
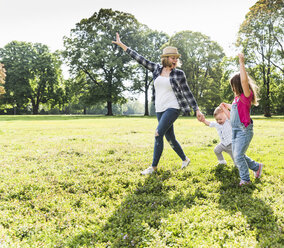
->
xmin=1 ymin=0 xmax=257 ymax=56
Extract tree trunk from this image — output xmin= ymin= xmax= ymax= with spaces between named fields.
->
xmin=83 ymin=107 xmax=87 ymax=115
xmin=106 ymin=101 xmax=113 ymax=116
xmin=261 ymin=58 xmax=271 ymax=117
xmin=32 ymin=104 xmax=39 ymax=115
xmin=144 ymin=70 xmax=149 ymax=116
xmin=13 ymin=100 xmax=17 ymax=115
xmin=31 ymin=98 xmax=39 ymax=115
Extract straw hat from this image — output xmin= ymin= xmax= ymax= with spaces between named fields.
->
xmin=161 ymin=46 xmax=181 ymax=58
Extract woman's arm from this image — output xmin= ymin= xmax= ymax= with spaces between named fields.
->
xmin=112 ymin=33 xmax=158 ymax=72
xmin=179 ymin=71 xmax=204 ymax=121
xmin=238 ymin=53 xmax=251 ymax=98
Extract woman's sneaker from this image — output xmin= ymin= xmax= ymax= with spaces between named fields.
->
xmin=181 ymin=157 xmax=190 ymax=169
xmin=141 ymin=166 xmax=155 ymax=175
xmin=254 ymin=163 xmax=263 ymax=178
xmin=239 ymin=180 xmax=251 ymax=186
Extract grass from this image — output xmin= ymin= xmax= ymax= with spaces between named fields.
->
xmin=0 ymin=115 xmax=283 ymax=247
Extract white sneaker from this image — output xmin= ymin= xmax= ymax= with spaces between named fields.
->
xmin=218 ymin=160 xmax=227 ymax=165
xmin=141 ymin=166 xmax=155 ymax=175
xmin=181 ymin=157 xmax=190 ymax=169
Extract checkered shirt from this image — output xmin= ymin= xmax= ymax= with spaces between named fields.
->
xmin=209 ymin=119 xmax=232 ymax=146
xmin=126 ymin=48 xmax=199 ymax=113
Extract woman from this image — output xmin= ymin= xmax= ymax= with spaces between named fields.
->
xmin=112 ymin=33 xmax=204 ymax=175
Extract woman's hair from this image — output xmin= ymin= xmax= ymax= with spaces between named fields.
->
xmin=161 ymin=57 xmax=173 ymax=67
xmin=230 ymin=73 xmax=259 ymax=106
xmin=213 ymin=106 xmax=223 ymax=117
xmin=161 ymin=56 xmax=182 ymax=68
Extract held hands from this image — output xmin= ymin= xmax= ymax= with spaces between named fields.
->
xmin=220 ymin=102 xmax=231 ymax=110
xmin=196 ymin=110 xmax=205 ymax=122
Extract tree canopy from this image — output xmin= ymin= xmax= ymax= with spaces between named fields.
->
xmin=0 ymin=41 xmax=64 ymax=114
xmin=237 ymin=0 xmax=284 ymax=116
xmin=63 ymin=8 xmax=142 ymax=115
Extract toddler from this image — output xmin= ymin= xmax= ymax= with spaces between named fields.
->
xmin=201 ymin=106 xmax=234 ymax=165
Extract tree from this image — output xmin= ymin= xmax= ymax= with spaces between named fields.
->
xmin=237 ymin=0 xmax=284 ymax=117
xmin=0 ymin=41 xmax=64 ymax=114
xmin=131 ymin=27 xmax=169 ymax=115
xmin=63 ymin=8 xmax=141 ymax=115
xmin=168 ymin=31 xmax=225 ymax=115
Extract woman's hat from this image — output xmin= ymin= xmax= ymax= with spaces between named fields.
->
xmin=161 ymin=46 xmax=181 ymax=58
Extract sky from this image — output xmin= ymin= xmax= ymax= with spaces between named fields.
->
xmin=1 ymin=0 xmax=258 ymax=57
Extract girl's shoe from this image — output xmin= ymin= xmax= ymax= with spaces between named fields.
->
xmin=239 ymin=180 xmax=251 ymax=186
xmin=181 ymin=157 xmax=190 ymax=169
xmin=141 ymin=166 xmax=155 ymax=175
xmin=254 ymin=163 xmax=263 ymax=178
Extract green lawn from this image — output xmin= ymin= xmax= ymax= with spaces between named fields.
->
xmin=0 ymin=115 xmax=283 ymax=247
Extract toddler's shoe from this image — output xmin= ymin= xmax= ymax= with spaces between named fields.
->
xmin=239 ymin=180 xmax=251 ymax=186
xmin=181 ymin=157 xmax=190 ymax=169
xmin=218 ymin=160 xmax=227 ymax=165
xmin=141 ymin=166 xmax=156 ymax=175
xmin=254 ymin=163 xmax=263 ymax=179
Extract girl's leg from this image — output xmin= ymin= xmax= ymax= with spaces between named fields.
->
xmin=165 ymin=124 xmax=186 ymax=161
xmin=243 ymin=126 xmax=259 ymax=171
xmin=233 ymin=127 xmax=258 ymax=181
xmin=152 ymin=108 xmax=180 ymax=167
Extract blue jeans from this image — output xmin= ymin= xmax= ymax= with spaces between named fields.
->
xmin=152 ymin=108 xmax=186 ymax=167
xmin=231 ymin=103 xmax=259 ymax=181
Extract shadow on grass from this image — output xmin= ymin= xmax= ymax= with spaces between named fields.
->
xmin=212 ymin=164 xmax=283 ymax=247
xmin=67 ymin=170 xmax=202 ymax=247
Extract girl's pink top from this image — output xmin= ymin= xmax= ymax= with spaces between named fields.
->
xmin=232 ymin=91 xmax=253 ymax=127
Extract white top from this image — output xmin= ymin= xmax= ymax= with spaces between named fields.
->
xmin=209 ymin=119 xmax=232 ymax=146
xmin=154 ymin=76 xmax=180 ymax=112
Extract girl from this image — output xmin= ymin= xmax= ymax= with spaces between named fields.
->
xmin=221 ymin=53 xmax=263 ymax=186
xmin=112 ymin=33 xmax=204 ymax=175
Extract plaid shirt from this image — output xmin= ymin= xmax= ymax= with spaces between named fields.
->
xmin=126 ymin=48 xmax=199 ymax=113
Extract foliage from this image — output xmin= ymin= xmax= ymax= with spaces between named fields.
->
xmin=0 ymin=115 xmax=283 ymax=247
xmin=63 ymin=8 xmax=142 ymax=115
xmin=0 ymin=41 xmax=64 ymax=114
xmin=168 ymin=31 xmax=225 ymax=115
xmin=237 ymin=0 xmax=284 ymax=116
xmin=130 ymin=26 xmax=169 ymax=115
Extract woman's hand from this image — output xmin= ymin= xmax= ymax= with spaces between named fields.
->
xmin=112 ymin=32 xmax=128 ymax=51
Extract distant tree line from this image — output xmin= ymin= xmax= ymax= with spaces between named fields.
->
xmin=0 ymin=0 xmax=283 ymax=116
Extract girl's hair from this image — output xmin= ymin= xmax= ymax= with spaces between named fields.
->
xmin=161 ymin=56 xmax=182 ymax=68
xmin=213 ymin=106 xmax=223 ymax=117
xmin=230 ymin=73 xmax=259 ymax=106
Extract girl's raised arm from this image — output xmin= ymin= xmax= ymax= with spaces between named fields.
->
xmin=238 ymin=53 xmax=251 ymax=98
